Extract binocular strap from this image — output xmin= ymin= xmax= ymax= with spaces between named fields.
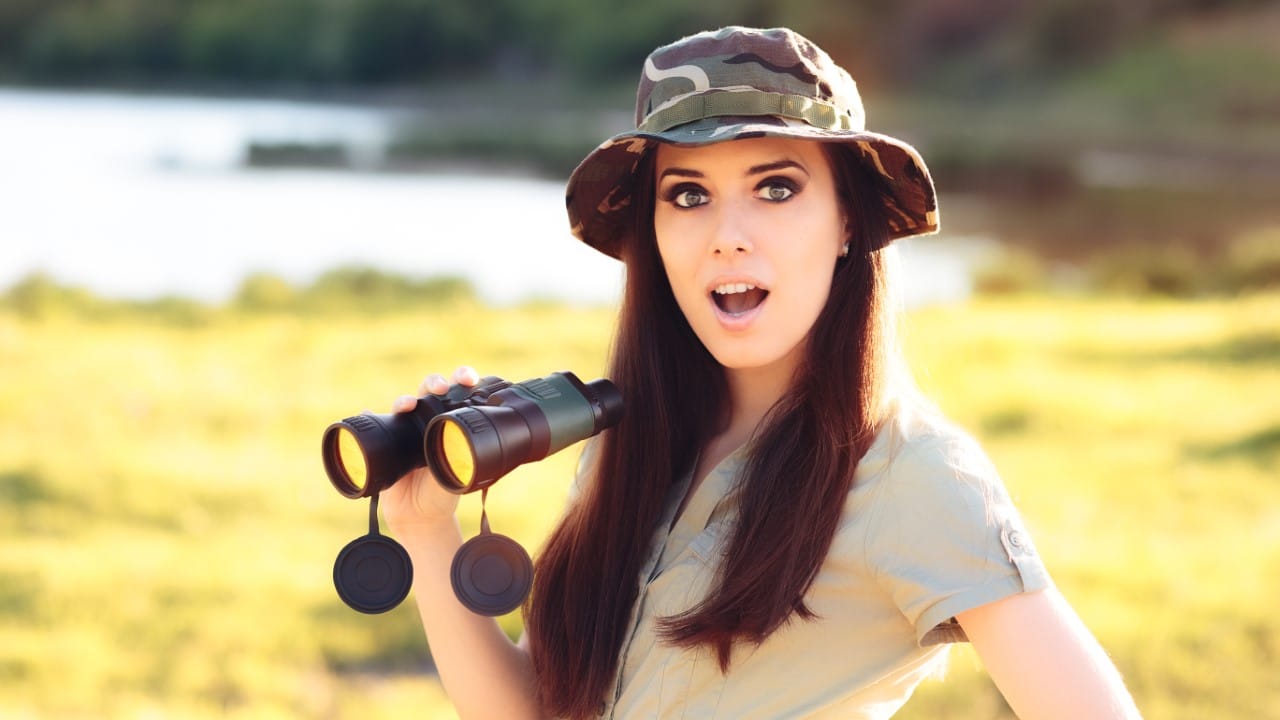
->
xmin=333 ymin=493 xmax=414 ymax=614
xmin=451 ymin=488 xmax=533 ymax=617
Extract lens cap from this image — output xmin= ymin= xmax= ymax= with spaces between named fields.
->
xmin=451 ymin=532 xmax=532 ymax=616
xmin=334 ymin=532 xmax=413 ymax=614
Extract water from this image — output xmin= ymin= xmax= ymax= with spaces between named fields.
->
xmin=0 ymin=87 xmax=980 ymax=308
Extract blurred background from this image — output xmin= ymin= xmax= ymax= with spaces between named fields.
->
xmin=1 ymin=1 xmax=1277 ymax=718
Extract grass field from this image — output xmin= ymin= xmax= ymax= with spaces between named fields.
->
xmin=1 ymin=292 xmax=1276 ymax=719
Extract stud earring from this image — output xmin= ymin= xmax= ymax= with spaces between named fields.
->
xmin=839 ymin=242 xmax=850 ymax=257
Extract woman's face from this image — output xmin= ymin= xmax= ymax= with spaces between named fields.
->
xmin=653 ymin=137 xmax=846 ymax=373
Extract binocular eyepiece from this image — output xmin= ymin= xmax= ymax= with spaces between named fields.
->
xmin=322 ymin=371 xmax=623 ymax=498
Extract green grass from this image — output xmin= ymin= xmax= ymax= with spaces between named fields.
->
xmin=1 ymin=294 xmax=1277 ymax=718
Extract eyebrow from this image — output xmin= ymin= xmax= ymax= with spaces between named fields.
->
xmin=657 ymin=159 xmax=808 ymax=182
xmin=747 ymin=159 xmax=809 ymax=177
xmin=657 ymin=166 xmax=704 ymax=181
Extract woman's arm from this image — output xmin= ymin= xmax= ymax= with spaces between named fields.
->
xmin=379 ymin=367 xmax=546 ymax=720
xmin=392 ymin=520 xmax=545 ymax=720
xmin=957 ymin=587 xmax=1142 ymax=720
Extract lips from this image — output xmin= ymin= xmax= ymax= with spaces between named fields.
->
xmin=712 ymin=282 xmax=769 ymax=316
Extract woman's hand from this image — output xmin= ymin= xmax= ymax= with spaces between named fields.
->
xmin=379 ymin=365 xmax=481 ymax=535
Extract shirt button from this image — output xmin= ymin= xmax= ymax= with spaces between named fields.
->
xmin=1008 ymin=531 xmax=1024 ymax=548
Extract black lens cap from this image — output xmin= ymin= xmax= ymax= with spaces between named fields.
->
xmin=451 ymin=532 xmax=532 ymax=616
xmin=334 ymin=533 xmax=413 ymax=614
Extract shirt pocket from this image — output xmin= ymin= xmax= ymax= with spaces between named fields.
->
xmin=668 ymin=518 xmax=731 ymax=572
xmin=647 ymin=521 xmax=729 ymax=618
xmin=639 ymin=523 xmax=731 ymax=719
xmin=688 ymin=521 xmax=728 ymax=566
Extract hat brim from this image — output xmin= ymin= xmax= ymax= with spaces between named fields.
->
xmin=566 ymin=115 xmax=940 ymax=260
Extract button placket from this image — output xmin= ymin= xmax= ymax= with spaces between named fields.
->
xmin=604 ymin=449 xmax=745 ymax=717
xmin=608 ymin=476 xmax=690 ymax=715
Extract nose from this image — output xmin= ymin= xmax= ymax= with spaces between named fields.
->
xmin=709 ymin=202 xmax=753 ymax=257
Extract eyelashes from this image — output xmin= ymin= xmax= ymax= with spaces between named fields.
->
xmin=756 ymin=177 xmax=798 ymax=202
xmin=664 ymin=183 xmax=709 ymax=208
xmin=660 ymin=176 xmax=803 ymax=209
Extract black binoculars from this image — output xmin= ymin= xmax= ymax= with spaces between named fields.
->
xmin=325 ymin=370 xmax=622 ymax=616
xmin=322 ymin=371 xmax=623 ymax=498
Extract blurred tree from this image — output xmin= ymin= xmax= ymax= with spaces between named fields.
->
xmin=0 ymin=0 xmax=53 ymax=80
xmin=301 ymin=266 xmax=476 ymax=312
xmin=0 ymin=0 xmax=1275 ymax=96
xmin=15 ymin=0 xmax=185 ymax=83
xmin=233 ymin=272 xmax=298 ymax=312
xmin=180 ymin=0 xmax=321 ymax=83
xmin=336 ymin=0 xmax=493 ymax=82
xmin=533 ymin=0 xmax=785 ymax=83
xmin=1 ymin=272 xmax=96 ymax=318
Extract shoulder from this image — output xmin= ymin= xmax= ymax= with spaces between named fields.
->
xmin=845 ymin=400 xmax=1053 ymax=644
xmin=857 ymin=399 xmax=1005 ymax=515
xmin=851 ymin=399 xmax=1029 ymax=581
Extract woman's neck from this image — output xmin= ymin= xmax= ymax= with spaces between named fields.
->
xmin=720 ymin=348 xmax=800 ymax=448
xmin=678 ymin=349 xmax=801 ymax=520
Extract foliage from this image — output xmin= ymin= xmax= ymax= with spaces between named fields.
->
xmin=0 ymin=0 xmax=764 ymax=87
xmin=1221 ymin=226 xmax=1280 ymax=293
xmin=965 ymin=222 xmax=1280 ymax=300
xmin=2 ymin=0 xmax=1275 ymax=90
xmin=0 ymin=267 xmax=480 ymax=320
xmin=287 ymin=266 xmax=477 ymax=314
xmin=0 ymin=293 xmax=1277 ymax=717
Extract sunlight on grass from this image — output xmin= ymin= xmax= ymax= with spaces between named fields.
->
xmin=1 ymin=294 xmax=1276 ymax=718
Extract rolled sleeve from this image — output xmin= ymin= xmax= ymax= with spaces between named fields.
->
xmin=865 ymin=432 xmax=1052 ymax=646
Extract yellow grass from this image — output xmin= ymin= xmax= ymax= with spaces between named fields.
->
xmin=1 ymin=293 xmax=1276 ymax=718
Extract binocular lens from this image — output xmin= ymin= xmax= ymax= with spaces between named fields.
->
xmin=437 ymin=417 xmax=477 ymax=491
xmin=323 ymin=406 xmax=439 ymax=499
xmin=334 ymin=427 xmax=369 ymax=494
xmin=322 ymin=372 xmax=622 ymax=499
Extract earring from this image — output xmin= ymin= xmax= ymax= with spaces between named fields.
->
xmin=839 ymin=242 xmax=850 ymax=257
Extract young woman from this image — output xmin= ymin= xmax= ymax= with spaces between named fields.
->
xmin=381 ymin=26 xmax=1143 ymax=720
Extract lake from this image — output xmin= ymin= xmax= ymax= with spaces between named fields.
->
xmin=0 ymin=87 xmax=984 ymax=308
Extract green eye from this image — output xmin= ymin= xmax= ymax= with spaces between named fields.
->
xmin=757 ymin=181 xmax=796 ymax=202
xmin=674 ymin=189 xmax=709 ymax=208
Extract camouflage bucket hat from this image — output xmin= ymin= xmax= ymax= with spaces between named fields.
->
xmin=565 ymin=26 xmax=940 ymax=260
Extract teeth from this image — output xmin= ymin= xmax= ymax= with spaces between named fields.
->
xmin=714 ymin=283 xmax=756 ymax=295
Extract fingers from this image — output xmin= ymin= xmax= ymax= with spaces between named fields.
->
xmin=399 ymin=366 xmax=481 ymax=412
xmin=452 ymin=365 xmax=480 ymax=386
xmin=419 ymin=366 xmax=479 ymax=395
xmin=418 ymin=373 xmax=449 ymax=397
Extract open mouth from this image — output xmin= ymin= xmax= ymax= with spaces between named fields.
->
xmin=712 ymin=282 xmax=769 ymax=316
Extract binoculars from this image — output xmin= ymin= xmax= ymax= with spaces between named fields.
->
xmin=323 ymin=371 xmax=623 ymax=499
xmin=324 ymin=370 xmax=623 ymax=616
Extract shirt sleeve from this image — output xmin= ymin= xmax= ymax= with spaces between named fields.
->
xmin=864 ymin=430 xmax=1053 ymax=646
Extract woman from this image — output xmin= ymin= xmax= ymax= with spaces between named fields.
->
xmin=382 ymin=26 xmax=1142 ymax=720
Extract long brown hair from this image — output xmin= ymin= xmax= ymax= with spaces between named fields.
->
xmin=527 ymin=142 xmax=896 ymax=718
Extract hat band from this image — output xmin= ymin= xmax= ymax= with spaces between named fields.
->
xmin=637 ymin=90 xmax=856 ymax=133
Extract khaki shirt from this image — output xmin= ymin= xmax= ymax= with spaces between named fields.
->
xmin=589 ymin=403 xmax=1052 ymax=719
